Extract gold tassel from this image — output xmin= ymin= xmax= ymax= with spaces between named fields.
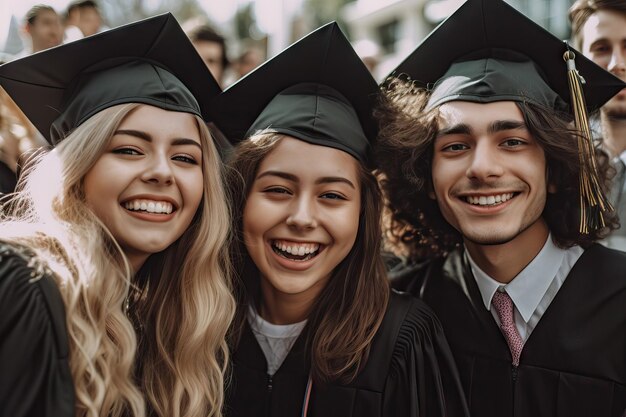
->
xmin=563 ymin=47 xmax=613 ymax=234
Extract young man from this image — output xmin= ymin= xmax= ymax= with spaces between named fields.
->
xmin=570 ymin=0 xmax=626 ymax=250
xmin=376 ymin=0 xmax=626 ymax=416
xmin=23 ymin=5 xmax=63 ymax=54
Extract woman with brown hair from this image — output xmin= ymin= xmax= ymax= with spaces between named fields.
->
xmin=211 ymin=23 xmax=469 ymax=417
xmin=0 ymin=15 xmax=234 ymax=417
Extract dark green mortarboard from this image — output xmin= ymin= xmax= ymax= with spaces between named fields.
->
xmin=0 ymin=13 xmax=221 ymax=144
xmin=209 ymin=22 xmax=379 ymax=164
xmin=390 ymin=0 xmax=625 ymax=112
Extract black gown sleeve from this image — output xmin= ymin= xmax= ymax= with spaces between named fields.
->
xmin=0 ymin=244 xmax=75 ymax=417
xmin=382 ymin=297 xmax=469 ymax=417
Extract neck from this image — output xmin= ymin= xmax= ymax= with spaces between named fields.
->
xmin=125 ymin=253 xmax=147 ymax=275
xmin=464 ymin=219 xmax=550 ymax=283
xmin=601 ymin=112 xmax=626 ymax=157
xmin=259 ymin=280 xmax=317 ymax=325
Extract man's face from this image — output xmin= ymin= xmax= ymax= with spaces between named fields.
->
xmin=430 ymin=101 xmax=551 ymax=248
xmin=580 ymin=9 xmax=626 ymax=119
xmin=27 ymin=10 xmax=62 ymax=53
xmin=193 ymin=40 xmax=225 ymax=85
xmin=77 ymin=7 xmax=101 ymax=37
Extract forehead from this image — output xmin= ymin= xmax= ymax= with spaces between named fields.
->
xmin=117 ymin=104 xmax=200 ymax=139
xmin=437 ymin=100 xmax=524 ymax=128
xmin=581 ymin=9 xmax=626 ymax=45
xmin=33 ymin=9 xmax=59 ymax=22
xmin=259 ymin=136 xmax=360 ymax=181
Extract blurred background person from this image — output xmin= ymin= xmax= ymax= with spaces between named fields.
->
xmin=70 ymin=0 xmax=104 ymax=37
xmin=184 ymin=20 xmax=230 ymax=87
xmin=231 ymin=42 xmax=265 ymax=80
xmin=62 ymin=1 xmax=84 ymax=42
xmin=0 ymin=87 xmax=46 ymax=196
xmin=570 ymin=0 xmax=626 ymax=251
xmin=22 ymin=4 xmax=63 ymax=55
xmin=353 ymin=38 xmax=381 ymax=78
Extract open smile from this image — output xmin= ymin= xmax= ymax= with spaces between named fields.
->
xmin=120 ymin=198 xmax=178 ymax=222
xmin=270 ymin=239 xmax=323 ymax=262
xmin=461 ymin=192 xmax=519 ymax=207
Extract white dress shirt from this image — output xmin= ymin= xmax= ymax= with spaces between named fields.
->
xmin=467 ymin=234 xmax=584 ymax=343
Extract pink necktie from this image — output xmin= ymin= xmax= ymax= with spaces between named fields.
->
xmin=491 ymin=290 xmax=523 ymax=366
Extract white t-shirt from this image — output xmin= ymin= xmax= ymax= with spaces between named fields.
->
xmin=247 ymin=305 xmax=307 ymax=376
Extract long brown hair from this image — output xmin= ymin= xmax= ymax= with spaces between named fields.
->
xmin=374 ymin=78 xmax=618 ymax=262
xmin=227 ymin=131 xmax=389 ymax=384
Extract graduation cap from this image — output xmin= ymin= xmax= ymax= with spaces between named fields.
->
xmin=0 ymin=13 xmax=221 ymax=145
xmin=388 ymin=0 xmax=626 ymax=234
xmin=209 ymin=22 xmax=379 ymax=164
xmin=390 ymin=0 xmax=624 ymax=112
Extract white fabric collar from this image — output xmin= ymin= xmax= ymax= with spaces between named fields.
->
xmin=467 ymin=234 xmax=568 ymax=323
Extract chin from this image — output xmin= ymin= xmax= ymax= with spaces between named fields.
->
xmin=462 ymin=229 xmax=519 ymax=246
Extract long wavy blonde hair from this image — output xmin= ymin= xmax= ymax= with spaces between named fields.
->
xmin=0 ymin=103 xmax=235 ymax=417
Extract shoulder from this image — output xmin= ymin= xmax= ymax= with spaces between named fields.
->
xmin=0 ymin=241 xmax=69 ymax=355
xmin=388 ymin=252 xmax=455 ymax=295
xmin=387 ymin=290 xmax=443 ymax=350
xmin=577 ymin=243 xmax=626 ymax=279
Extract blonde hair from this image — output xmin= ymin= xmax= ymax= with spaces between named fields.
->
xmin=1 ymin=103 xmax=235 ymax=417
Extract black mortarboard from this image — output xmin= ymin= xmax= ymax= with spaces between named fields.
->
xmin=390 ymin=0 xmax=625 ymax=112
xmin=209 ymin=22 xmax=379 ymax=164
xmin=0 ymin=13 xmax=221 ymax=144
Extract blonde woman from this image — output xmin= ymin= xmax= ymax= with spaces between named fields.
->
xmin=0 ymin=15 xmax=234 ymax=417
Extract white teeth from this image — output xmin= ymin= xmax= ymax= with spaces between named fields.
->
xmin=123 ymin=199 xmax=173 ymax=214
xmin=273 ymin=240 xmax=320 ymax=255
xmin=466 ymin=193 xmax=514 ymax=206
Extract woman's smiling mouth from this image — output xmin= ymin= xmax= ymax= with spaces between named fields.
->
xmin=271 ymin=239 xmax=322 ymax=262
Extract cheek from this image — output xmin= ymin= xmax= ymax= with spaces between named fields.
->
xmin=83 ymin=163 xmax=109 ymax=208
xmin=242 ymin=197 xmax=268 ymax=243
xmin=181 ymin=170 xmax=204 ymax=212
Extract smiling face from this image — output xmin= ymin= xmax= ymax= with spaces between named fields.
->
xmin=431 ymin=100 xmax=551 ymax=249
xmin=243 ymin=136 xmax=361 ymax=316
xmin=83 ymin=105 xmax=204 ymax=270
xmin=580 ymin=9 xmax=626 ymax=118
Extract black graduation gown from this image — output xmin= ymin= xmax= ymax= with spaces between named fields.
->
xmin=226 ymin=290 xmax=470 ymax=417
xmin=391 ymin=244 xmax=626 ymax=417
xmin=0 ymin=242 xmax=75 ymax=417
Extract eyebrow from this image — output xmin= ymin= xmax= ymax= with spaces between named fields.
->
xmin=437 ymin=119 xmax=527 ymax=138
xmin=256 ymin=170 xmax=356 ymax=189
xmin=114 ymin=129 xmax=202 ymax=150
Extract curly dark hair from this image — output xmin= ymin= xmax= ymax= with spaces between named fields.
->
xmin=569 ymin=0 xmax=626 ymax=49
xmin=374 ymin=78 xmax=618 ymax=262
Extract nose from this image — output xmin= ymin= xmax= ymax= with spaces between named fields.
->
xmin=465 ymin=141 xmax=504 ymax=181
xmin=608 ymin=48 xmax=626 ymax=76
xmin=286 ymin=197 xmax=317 ymax=229
xmin=141 ymin=153 xmax=174 ymax=185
